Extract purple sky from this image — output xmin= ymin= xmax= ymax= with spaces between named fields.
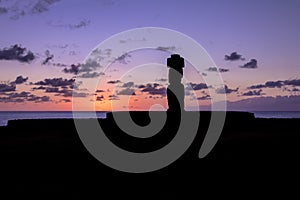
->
xmin=0 ymin=0 xmax=299 ymax=111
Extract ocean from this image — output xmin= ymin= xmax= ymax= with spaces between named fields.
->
xmin=0 ymin=111 xmax=299 ymax=127
xmin=0 ymin=111 xmax=106 ymax=127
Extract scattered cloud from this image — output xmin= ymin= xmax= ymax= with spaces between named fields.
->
xmin=107 ymin=80 xmax=121 ymax=84
xmin=114 ymin=53 xmax=131 ymax=64
xmin=248 ymin=79 xmax=300 ymax=89
xmin=187 ymin=83 xmax=208 ymax=91
xmin=0 ymin=82 xmax=16 ymax=92
xmin=122 ymin=81 xmax=134 ymax=88
xmin=42 ymin=50 xmax=54 ymax=65
xmin=34 ymin=78 xmax=75 ymax=87
xmin=225 ymin=52 xmax=244 ymax=61
xmin=48 ymin=18 xmax=91 ymax=29
xmin=117 ymin=88 xmax=136 ymax=96
xmin=240 ymin=59 xmax=258 ymax=69
xmin=242 ymin=89 xmax=264 ymax=96
xmin=140 ymin=83 xmax=166 ymax=96
xmin=155 ymin=78 xmax=167 ymax=82
xmin=77 ymin=72 xmax=104 ymax=78
xmin=197 ymin=94 xmax=211 ymax=100
xmin=62 ymin=64 xmax=80 ymax=75
xmin=156 ymin=46 xmax=177 ymax=52
xmin=207 ymin=67 xmax=230 ymax=73
xmin=0 ymin=44 xmax=35 ymax=63
xmin=69 ymin=19 xmax=91 ymax=29
xmin=108 ymin=94 xmax=119 ymax=100
xmin=215 ymin=85 xmax=238 ymax=94
xmin=96 ymin=89 xmax=105 ymax=93
xmin=0 ymin=91 xmax=50 ymax=103
xmin=96 ymin=95 xmax=104 ymax=101
xmin=14 ymin=75 xmax=28 ymax=84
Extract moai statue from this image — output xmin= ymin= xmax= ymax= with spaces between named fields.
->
xmin=167 ymin=54 xmax=185 ymax=112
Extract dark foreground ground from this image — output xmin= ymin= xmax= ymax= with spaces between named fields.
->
xmin=0 ymin=111 xmax=299 ymax=198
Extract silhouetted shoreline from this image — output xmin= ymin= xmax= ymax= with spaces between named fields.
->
xmin=0 ymin=111 xmax=299 ymax=197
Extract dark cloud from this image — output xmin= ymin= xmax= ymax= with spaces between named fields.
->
xmin=96 ymin=89 xmax=105 ymax=93
xmin=0 ymin=0 xmax=60 ymax=19
xmin=80 ymin=59 xmax=101 ymax=73
xmin=31 ymin=0 xmax=61 ymax=14
xmin=0 ymin=7 xmax=8 ymax=15
xmin=31 ymin=86 xmax=46 ymax=91
xmin=248 ymin=79 xmax=300 ymax=89
xmin=108 ymin=94 xmax=119 ymax=100
xmin=34 ymin=78 xmax=75 ymax=87
xmin=96 ymin=95 xmax=104 ymax=101
xmin=240 ymin=59 xmax=258 ymax=69
xmin=59 ymin=99 xmax=71 ymax=103
xmin=14 ymin=75 xmax=28 ymax=84
xmin=0 ymin=82 xmax=16 ymax=92
xmin=114 ymin=53 xmax=131 ymax=64
xmin=206 ymin=67 xmax=230 ymax=73
xmin=107 ymin=80 xmax=121 ymax=84
xmin=225 ymin=52 xmax=244 ymax=61
xmin=197 ymin=95 xmax=211 ymax=100
xmin=0 ymin=44 xmax=35 ymax=63
xmin=77 ymin=72 xmax=104 ymax=78
xmin=42 ymin=50 xmax=54 ymax=65
xmin=140 ymin=83 xmax=166 ymax=96
xmin=0 ymin=91 xmax=50 ymax=103
xmin=219 ymin=68 xmax=230 ymax=73
xmin=122 ymin=81 xmax=134 ymax=88
xmin=242 ymin=89 xmax=263 ymax=96
xmin=215 ymin=85 xmax=238 ymax=94
xmin=187 ymin=83 xmax=208 ymax=91
xmin=117 ymin=88 xmax=136 ymax=96
xmin=62 ymin=64 xmax=80 ymax=75
xmin=69 ymin=19 xmax=91 ymax=29
xmin=156 ymin=46 xmax=177 ymax=52
xmin=155 ymin=78 xmax=167 ymax=82
xmin=45 ymin=87 xmax=59 ymax=93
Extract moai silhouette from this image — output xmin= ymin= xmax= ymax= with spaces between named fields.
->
xmin=167 ymin=54 xmax=185 ymax=112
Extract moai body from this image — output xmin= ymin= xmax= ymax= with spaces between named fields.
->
xmin=167 ymin=54 xmax=185 ymax=112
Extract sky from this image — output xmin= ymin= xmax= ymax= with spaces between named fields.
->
xmin=0 ymin=0 xmax=299 ymax=111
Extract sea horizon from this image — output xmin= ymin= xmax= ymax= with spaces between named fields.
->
xmin=1 ymin=110 xmax=300 ymax=127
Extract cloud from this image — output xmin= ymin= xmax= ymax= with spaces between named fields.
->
xmin=114 ymin=53 xmax=131 ymax=64
xmin=42 ymin=50 xmax=54 ymax=65
xmin=0 ymin=91 xmax=50 ymax=103
xmin=0 ymin=0 xmax=61 ymax=19
xmin=155 ymin=78 xmax=167 ymax=82
xmin=117 ymin=88 xmax=136 ymax=96
xmin=80 ymin=59 xmax=101 ymax=73
xmin=240 ymin=59 xmax=258 ymax=69
xmin=0 ymin=44 xmax=35 ymax=63
xmin=215 ymin=85 xmax=238 ymax=94
xmin=107 ymin=80 xmax=121 ymax=84
xmin=225 ymin=52 xmax=244 ymax=61
xmin=242 ymin=89 xmax=263 ymax=96
xmin=207 ymin=67 xmax=230 ymax=73
xmin=187 ymin=83 xmax=208 ymax=91
xmin=14 ymin=75 xmax=28 ymax=84
xmin=77 ymin=72 xmax=104 ymax=78
xmin=122 ymin=81 xmax=134 ymax=88
xmin=197 ymin=95 xmax=211 ymax=100
xmin=248 ymin=79 xmax=300 ymax=89
xmin=69 ymin=19 xmax=91 ymax=29
xmin=31 ymin=86 xmax=47 ymax=91
xmin=156 ymin=46 xmax=177 ymax=52
xmin=96 ymin=95 xmax=104 ymax=101
xmin=45 ymin=87 xmax=59 ymax=93
xmin=62 ymin=64 xmax=80 ymax=75
xmin=108 ymin=94 xmax=119 ymax=100
xmin=0 ymin=7 xmax=8 ymax=15
xmin=0 ymin=82 xmax=16 ymax=92
xmin=96 ymin=89 xmax=105 ymax=93
xmin=140 ymin=83 xmax=166 ymax=96
xmin=34 ymin=78 xmax=75 ymax=87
